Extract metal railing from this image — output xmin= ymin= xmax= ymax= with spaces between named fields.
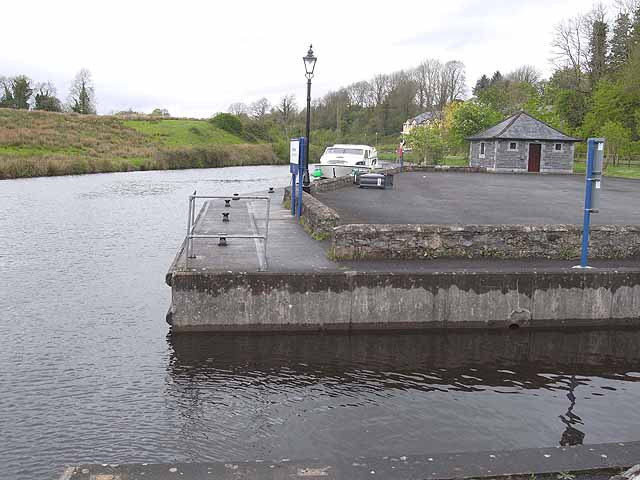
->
xmin=185 ymin=191 xmax=271 ymax=271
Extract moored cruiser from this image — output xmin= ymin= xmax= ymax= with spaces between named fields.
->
xmin=317 ymin=144 xmax=378 ymax=178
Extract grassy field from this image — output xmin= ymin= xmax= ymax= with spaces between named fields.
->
xmin=573 ymin=159 xmax=640 ymax=179
xmin=0 ymin=109 xmax=283 ymax=180
xmin=123 ymin=119 xmax=243 ymax=147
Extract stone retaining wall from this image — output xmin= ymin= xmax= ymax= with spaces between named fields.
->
xmin=283 ymin=187 xmax=340 ymax=240
xmin=332 ymin=224 xmax=640 ymax=260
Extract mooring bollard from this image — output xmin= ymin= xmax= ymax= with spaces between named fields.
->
xmin=218 ymin=237 xmax=227 ymax=246
xmin=232 ymin=193 xmax=240 ymax=201
xmin=224 ymin=199 xmax=231 ymax=208
xmin=222 ymin=212 xmax=230 ymax=222
xmin=268 ymin=187 xmax=275 ymax=194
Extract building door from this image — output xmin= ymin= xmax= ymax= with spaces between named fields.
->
xmin=528 ymin=144 xmax=541 ymax=172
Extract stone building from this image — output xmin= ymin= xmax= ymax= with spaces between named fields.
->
xmin=466 ymin=111 xmax=580 ymax=173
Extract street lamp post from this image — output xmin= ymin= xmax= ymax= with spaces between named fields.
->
xmin=302 ymin=44 xmax=317 ymax=191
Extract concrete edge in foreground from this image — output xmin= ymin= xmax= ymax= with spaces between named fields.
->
xmin=58 ymin=441 xmax=640 ymax=479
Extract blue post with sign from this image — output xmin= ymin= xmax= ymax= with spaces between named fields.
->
xmin=298 ymin=137 xmax=306 ymax=218
xmin=577 ymin=137 xmax=605 ymax=269
xmin=289 ymin=137 xmax=307 ymax=219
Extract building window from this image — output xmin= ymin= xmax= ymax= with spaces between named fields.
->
xmin=508 ymin=142 xmax=518 ymax=151
xmin=479 ymin=142 xmax=486 ymax=158
xmin=554 ymin=143 xmax=563 ymax=151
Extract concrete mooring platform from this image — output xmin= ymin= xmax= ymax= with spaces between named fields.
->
xmin=165 ymin=182 xmax=640 ymax=333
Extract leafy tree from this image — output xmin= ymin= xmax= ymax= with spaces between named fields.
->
xmin=405 ymin=124 xmax=445 ymax=165
xmin=210 ymin=112 xmax=243 ymax=136
xmin=34 ymin=82 xmax=62 ymax=112
xmin=68 ymin=69 xmax=96 ymax=114
xmin=609 ymin=13 xmax=632 ymax=72
xmin=545 ymin=68 xmax=589 ymax=129
xmin=151 ymin=108 xmax=170 ymax=117
xmin=473 ymin=75 xmax=490 ymax=96
xmin=490 ymin=71 xmax=504 ymax=86
xmin=588 ymin=19 xmax=609 ymax=85
xmin=9 ymin=75 xmax=33 ymax=109
xmin=446 ymin=100 xmax=502 ymax=152
xmin=0 ymin=76 xmax=14 ymax=108
xmin=630 ymin=4 xmax=640 ymax=49
xmin=475 ymin=77 xmax=540 ymax=115
xmin=581 ymin=79 xmax=637 ymax=137
xmin=600 ymin=120 xmax=633 ymax=163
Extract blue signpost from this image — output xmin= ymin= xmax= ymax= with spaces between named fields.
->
xmin=576 ymin=137 xmax=605 ymax=269
xmin=289 ymin=137 xmax=307 ymax=218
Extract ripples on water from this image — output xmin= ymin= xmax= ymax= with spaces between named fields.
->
xmin=1 ymin=167 xmax=640 ymax=480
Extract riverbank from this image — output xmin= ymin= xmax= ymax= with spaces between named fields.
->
xmin=0 ymin=108 xmax=286 ymax=179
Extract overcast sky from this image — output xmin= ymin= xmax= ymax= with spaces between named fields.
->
xmin=1 ymin=0 xmax=620 ymax=117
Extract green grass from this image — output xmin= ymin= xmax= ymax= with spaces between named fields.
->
xmin=441 ymin=155 xmax=468 ymax=166
xmin=123 ymin=119 xmax=244 ymax=147
xmin=573 ymin=160 xmax=640 ymax=178
xmin=0 ymin=109 xmax=280 ymax=179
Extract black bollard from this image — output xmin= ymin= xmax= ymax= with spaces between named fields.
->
xmin=232 ymin=193 xmax=240 ymax=201
xmin=222 ymin=212 xmax=230 ymax=222
xmin=268 ymin=187 xmax=275 ymax=194
xmin=218 ymin=237 xmax=227 ymax=246
xmin=224 ymin=199 xmax=231 ymax=208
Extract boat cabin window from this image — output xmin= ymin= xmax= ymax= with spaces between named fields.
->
xmin=364 ymin=150 xmax=369 ymax=159
xmin=326 ymin=148 xmax=364 ymax=156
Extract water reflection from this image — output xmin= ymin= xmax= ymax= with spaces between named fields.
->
xmin=168 ymin=329 xmax=640 ymax=453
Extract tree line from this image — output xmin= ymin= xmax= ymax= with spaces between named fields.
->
xmin=224 ymin=1 xmax=640 ymax=164
xmin=1 ymin=68 xmax=97 ymax=114
xmin=408 ymin=1 xmax=640 ymax=164
xmin=222 ymin=59 xmax=467 ymax=161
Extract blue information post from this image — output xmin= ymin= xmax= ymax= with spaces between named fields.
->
xmin=576 ymin=137 xmax=605 ymax=269
xmin=289 ymin=137 xmax=307 ymax=218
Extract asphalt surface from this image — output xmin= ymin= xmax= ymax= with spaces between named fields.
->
xmin=315 ymin=172 xmax=640 ymax=225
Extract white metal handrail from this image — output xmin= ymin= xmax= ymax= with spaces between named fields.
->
xmin=185 ymin=192 xmax=271 ymax=271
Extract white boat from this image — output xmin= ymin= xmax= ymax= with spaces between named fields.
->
xmin=317 ymin=144 xmax=379 ymax=178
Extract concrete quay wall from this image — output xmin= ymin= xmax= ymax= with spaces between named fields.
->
xmin=167 ymin=270 xmax=640 ymax=332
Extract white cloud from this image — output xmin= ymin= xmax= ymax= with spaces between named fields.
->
xmin=0 ymin=0 xmax=621 ymax=116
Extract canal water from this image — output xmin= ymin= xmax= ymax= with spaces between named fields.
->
xmin=1 ymin=166 xmax=640 ymax=480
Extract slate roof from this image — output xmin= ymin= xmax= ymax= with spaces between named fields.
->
xmin=409 ymin=111 xmax=440 ymax=124
xmin=466 ymin=111 xmax=581 ymax=142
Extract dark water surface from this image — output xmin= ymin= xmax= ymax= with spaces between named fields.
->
xmin=1 ymin=167 xmax=640 ymax=480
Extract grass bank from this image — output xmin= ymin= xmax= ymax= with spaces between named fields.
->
xmin=0 ymin=109 xmax=285 ymax=180
xmin=574 ymin=159 xmax=640 ymax=179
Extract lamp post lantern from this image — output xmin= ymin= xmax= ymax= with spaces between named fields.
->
xmin=302 ymin=44 xmax=317 ymax=190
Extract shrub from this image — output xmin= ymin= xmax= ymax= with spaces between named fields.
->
xmin=209 ymin=113 xmax=243 ymax=137
xmin=153 ymin=144 xmax=285 ymax=170
xmin=242 ymin=119 xmax=271 ymax=143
